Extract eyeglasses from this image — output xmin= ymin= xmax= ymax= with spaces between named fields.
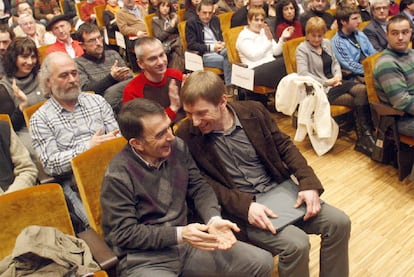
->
xmin=84 ymin=35 xmax=103 ymax=44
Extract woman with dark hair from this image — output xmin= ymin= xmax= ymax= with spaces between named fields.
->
xmin=275 ymin=0 xmax=302 ymax=41
xmin=0 ymin=37 xmax=42 ymax=135
xmin=152 ymin=0 xmax=184 ymax=70
xmin=184 ymin=0 xmax=200 ymax=20
xmin=236 ymin=7 xmax=288 ymax=88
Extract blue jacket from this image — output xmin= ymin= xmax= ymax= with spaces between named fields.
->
xmin=332 ymin=30 xmax=377 ymax=75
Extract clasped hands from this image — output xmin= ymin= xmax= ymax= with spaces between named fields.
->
xmin=182 ymin=219 xmax=240 ymax=251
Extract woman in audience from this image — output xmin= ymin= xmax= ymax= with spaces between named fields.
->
xmin=148 ymin=0 xmax=159 ymax=13
xmin=103 ymin=0 xmax=120 ymax=42
xmin=0 ymin=37 xmax=42 ymax=152
xmin=236 ymin=7 xmax=288 ymax=88
xmin=152 ymin=0 xmax=184 ymax=70
xmin=184 ymin=0 xmax=200 ymax=20
xmin=275 ymin=0 xmax=303 ymax=41
xmin=296 ymin=16 xmax=375 ymax=155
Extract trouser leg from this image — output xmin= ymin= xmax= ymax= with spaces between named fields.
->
xmin=246 ymin=224 xmax=310 ymax=277
xmin=300 ymin=203 xmax=351 ymax=277
xmin=182 ymin=241 xmax=274 ymax=277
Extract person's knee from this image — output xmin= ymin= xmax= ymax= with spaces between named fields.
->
xmin=330 ymin=210 xmax=351 ymax=240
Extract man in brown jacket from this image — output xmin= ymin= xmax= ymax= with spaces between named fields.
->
xmin=176 ymin=71 xmax=351 ymax=277
xmin=116 ymin=0 xmax=147 ymax=72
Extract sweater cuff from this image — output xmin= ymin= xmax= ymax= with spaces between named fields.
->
xmin=165 ymin=107 xmax=177 ymax=120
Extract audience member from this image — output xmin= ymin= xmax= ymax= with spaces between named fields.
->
xmin=123 ymin=37 xmax=185 ymax=123
xmin=152 ymin=0 xmax=184 ymax=71
xmin=148 ymin=0 xmax=158 ymax=13
xmin=101 ymin=98 xmax=274 ymax=276
xmin=299 ymin=0 xmax=336 ymax=33
xmin=116 ymin=0 xmax=148 ymax=72
xmin=30 ymin=52 xmax=119 ymax=229
xmin=184 ymin=0 xmax=200 ymax=21
xmin=34 ymin=0 xmax=60 ymax=24
xmin=363 ymin=0 xmax=389 ymax=51
xmin=9 ymin=1 xmax=34 ymax=28
xmin=176 ymin=70 xmax=351 ymax=277
xmin=0 ymin=25 xmax=14 ymax=79
xmin=62 ymin=0 xmax=77 ymax=24
xmin=388 ymin=0 xmax=399 ymax=15
xmin=236 ymin=8 xmax=288 ymax=88
xmin=331 ymin=7 xmax=377 ymax=79
xmin=0 ymin=120 xmax=37 ymax=195
xmin=374 ymin=15 xmax=414 ymax=136
xmin=186 ymin=0 xmax=232 ymax=87
xmin=297 ymin=16 xmax=375 ymax=155
xmin=274 ymin=0 xmax=303 ymax=41
xmin=0 ymin=38 xmax=43 ymax=153
xmin=75 ymin=23 xmax=132 ymax=113
xmin=15 ymin=14 xmax=55 ymax=46
xmin=215 ymin=0 xmax=239 ymax=14
xmin=231 ymin=0 xmax=269 ymax=27
xmin=103 ymin=0 xmax=120 ymax=42
xmin=399 ymin=0 xmax=414 ymax=31
xmin=80 ymin=0 xmax=105 ymax=23
xmin=45 ymin=14 xmax=84 ymax=58
xmin=357 ymin=0 xmax=372 ymax=21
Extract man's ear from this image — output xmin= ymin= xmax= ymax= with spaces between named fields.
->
xmin=129 ymin=137 xmax=144 ymax=152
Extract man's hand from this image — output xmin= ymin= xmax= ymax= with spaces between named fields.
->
xmin=168 ymin=79 xmax=181 ymax=112
xmin=110 ymin=60 xmax=131 ymax=81
xmin=12 ymin=78 xmax=28 ymax=111
xmin=208 ymin=219 xmax=239 ymax=250
xmin=294 ymin=189 xmax=321 ymax=221
xmin=136 ymin=30 xmax=147 ymax=38
xmin=248 ymin=202 xmax=277 ymax=234
xmin=46 ymin=14 xmax=54 ymax=21
xmin=182 ymin=223 xmax=219 ymax=251
xmin=88 ymin=128 xmax=120 ymax=149
xmin=214 ymin=41 xmax=225 ymax=52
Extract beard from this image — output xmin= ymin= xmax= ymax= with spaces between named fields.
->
xmin=52 ymin=83 xmax=80 ymax=101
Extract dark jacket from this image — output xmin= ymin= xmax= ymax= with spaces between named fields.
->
xmin=176 ymin=101 xmax=324 ymax=236
xmin=363 ymin=18 xmax=388 ymax=51
xmin=185 ymin=15 xmax=223 ymax=55
xmin=230 ymin=4 xmax=269 ymax=28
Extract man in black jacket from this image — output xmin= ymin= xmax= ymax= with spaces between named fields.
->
xmin=185 ymin=0 xmax=231 ymax=86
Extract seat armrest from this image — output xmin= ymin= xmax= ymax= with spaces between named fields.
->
xmin=371 ymin=102 xmax=405 ymax=117
xmin=231 ymin=62 xmax=248 ymax=68
xmin=77 ymin=228 xmax=119 ymax=270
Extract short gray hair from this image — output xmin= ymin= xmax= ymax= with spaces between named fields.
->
xmin=39 ymin=52 xmax=74 ymax=98
xmin=370 ymin=0 xmax=389 ymax=10
xmin=134 ymin=37 xmax=163 ymax=61
xmin=17 ymin=13 xmax=35 ymax=26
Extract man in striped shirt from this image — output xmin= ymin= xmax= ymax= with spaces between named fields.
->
xmin=374 ymin=14 xmax=414 ymax=136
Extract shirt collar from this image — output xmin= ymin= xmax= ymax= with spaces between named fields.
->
xmin=130 ymin=145 xmax=167 ymax=170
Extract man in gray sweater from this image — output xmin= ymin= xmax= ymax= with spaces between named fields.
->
xmin=75 ymin=22 xmax=132 ymax=113
xmin=100 ymin=98 xmax=274 ymax=276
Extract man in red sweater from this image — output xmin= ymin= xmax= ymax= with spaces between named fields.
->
xmin=123 ymin=37 xmax=185 ymax=123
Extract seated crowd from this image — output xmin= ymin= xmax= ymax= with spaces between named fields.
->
xmin=1 ymin=0 xmax=414 ymax=275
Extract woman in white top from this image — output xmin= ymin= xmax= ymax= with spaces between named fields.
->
xmin=236 ymin=7 xmax=293 ymax=88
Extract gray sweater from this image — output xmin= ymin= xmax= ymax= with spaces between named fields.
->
xmin=75 ymin=50 xmax=132 ymax=95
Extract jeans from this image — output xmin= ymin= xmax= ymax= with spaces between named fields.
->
xmin=203 ymin=48 xmax=232 ymax=85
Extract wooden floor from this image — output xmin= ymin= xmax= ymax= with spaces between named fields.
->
xmin=270 ymin=111 xmax=414 ymax=277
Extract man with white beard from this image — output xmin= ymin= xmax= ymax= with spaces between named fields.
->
xmin=30 ymin=52 xmax=119 ymax=231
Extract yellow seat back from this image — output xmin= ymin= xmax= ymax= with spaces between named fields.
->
xmin=0 ymin=184 xmax=75 ymax=259
xmin=71 ymin=137 xmax=127 ymax=237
